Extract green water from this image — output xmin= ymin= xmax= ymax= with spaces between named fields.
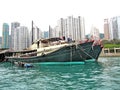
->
xmin=0 ymin=57 xmax=120 ymax=90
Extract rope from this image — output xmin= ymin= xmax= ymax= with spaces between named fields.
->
xmin=76 ymin=48 xmax=86 ymax=61
xmin=77 ymin=44 xmax=94 ymax=59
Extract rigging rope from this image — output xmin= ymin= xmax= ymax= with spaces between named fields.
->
xmin=77 ymin=44 xmax=94 ymax=59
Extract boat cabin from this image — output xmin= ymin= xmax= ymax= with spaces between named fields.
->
xmin=29 ymin=37 xmax=67 ymax=50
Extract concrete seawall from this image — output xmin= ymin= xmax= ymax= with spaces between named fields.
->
xmin=100 ymin=48 xmax=120 ymax=57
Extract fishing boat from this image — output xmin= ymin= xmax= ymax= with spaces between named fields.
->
xmin=6 ymin=37 xmax=103 ymax=63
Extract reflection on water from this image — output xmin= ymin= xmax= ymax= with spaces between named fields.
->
xmin=0 ymin=57 xmax=120 ymax=90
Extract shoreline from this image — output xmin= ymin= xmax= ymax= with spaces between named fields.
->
xmin=100 ymin=48 xmax=120 ymax=57
xmin=100 ymin=53 xmax=120 ymax=57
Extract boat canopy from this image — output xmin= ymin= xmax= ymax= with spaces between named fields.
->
xmin=36 ymin=37 xmax=63 ymax=43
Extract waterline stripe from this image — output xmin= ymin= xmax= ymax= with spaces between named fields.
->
xmin=34 ymin=61 xmax=85 ymax=65
xmin=85 ymin=59 xmax=96 ymax=62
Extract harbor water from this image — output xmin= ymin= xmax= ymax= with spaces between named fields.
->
xmin=0 ymin=57 xmax=120 ymax=90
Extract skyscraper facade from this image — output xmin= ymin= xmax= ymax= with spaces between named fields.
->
xmin=0 ymin=37 xmax=2 ymax=48
xmin=104 ymin=19 xmax=110 ymax=40
xmin=2 ymin=23 xmax=9 ymax=48
xmin=109 ymin=18 xmax=113 ymax=40
xmin=56 ymin=16 xmax=85 ymax=41
xmin=32 ymin=28 xmax=41 ymax=42
xmin=112 ymin=17 xmax=118 ymax=39
xmin=11 ymin=22 xmax=20 ymax=49
xmin=49 ymin=25 xmax=54 ymax=38
xmin=54 ymin=26 xmax=60 ymax=37
xmin=116 ymin=17 xmax=120 ymax=39
xmin=90 ymin=26 xmax=100 ymax=40
xmin=43 ymin=31 xmax=49 ymax=39
xmin=109 ymin=16 xmax=120 ymax=40
xmin=14 ymin=26 xmax=29 ymax=51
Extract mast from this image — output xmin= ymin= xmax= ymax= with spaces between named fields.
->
xmin=32 ymin=21 xmax=33 ymax=44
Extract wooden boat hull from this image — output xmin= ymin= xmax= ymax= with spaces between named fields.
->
xmin=6 ymin=42 xmax=102 ymax=63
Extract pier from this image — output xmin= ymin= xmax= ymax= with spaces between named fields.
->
xmin=100 ymin=48 xmax=120 ymax=57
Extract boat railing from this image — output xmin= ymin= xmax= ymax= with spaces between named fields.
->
xmin=19 ymin=52 xmax=37 ymax=57
xmin=7 ymin=41 xmax=78 ymax=58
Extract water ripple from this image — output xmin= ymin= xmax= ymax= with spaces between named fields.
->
xmin=0 ymin=57 xmax=120 ymax=90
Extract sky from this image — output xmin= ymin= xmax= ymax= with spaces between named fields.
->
xmin=0 ymin=0 xmax=120 ymax=36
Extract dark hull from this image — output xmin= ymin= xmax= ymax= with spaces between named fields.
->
xmin=6 ymin=42 xmax=102 ymax=63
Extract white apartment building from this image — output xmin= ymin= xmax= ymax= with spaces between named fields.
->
xmin=109 ymin=18 xmax=113 ymax=40
xmin=14 ymin=26 xmax=29 ymax=51
xmin=55 ymin=16 xmax=85 ymax=41
xmin=90 ymin=26 xmax=100 ymax=40
xmin=11 ymin=22 xmax=20 ymax=49
xmin=109 ymin=16 xmax=120 ymax=40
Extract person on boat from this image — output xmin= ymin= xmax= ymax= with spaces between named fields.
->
xmin=67 ymin=37 xmax=72 ymax=43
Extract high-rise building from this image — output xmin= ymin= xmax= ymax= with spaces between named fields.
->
xmin=11 ymin=22 xmax=20 ymax=49
xmin=14 ymin=26 xmax=29 ymax=51
xmin=54 ymin=26 xmax=60 ymax=37
xmin=0 ymin=37 xmax=2 ymax=48
xmin=104 ymin=16 xmax=120 ymax=40
xmin=32 ymin=28 xmax=41 ymax=42
xmin=31 ymin=21 xmax=42 ymax=44
xmin=58 ymin=18 xmax=64 ymax=37
xmin=2 ymin=23 xmax=9 ymax=48
xmin=49 ymin=25 xmax=54 ymax=38
xmin=56 ymin=16 xmax=85 ymax=41
xmin=90 ymin=26 xmax=100 ymax=40
xmin=117 ymin=17 xmax=120 ymax=39
xmin=43 ymin=31 xmax=49 ymax=39
xmin=109 ymin=18 xmax=113 ymax=40
xmin=109 ymin=16 xmax=120 ymax=40
xmin=49 ymin=25 xmax=60 ymax=38
xmin=8 ymin=35 xmax=11 ymax=49
xmin=99 ymin=33 xmax=104 ymax=39
xmin=104 ymin=19 xmax=110 ymax=40
xmin=112 ymin=17 xmax=118 ymax=39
